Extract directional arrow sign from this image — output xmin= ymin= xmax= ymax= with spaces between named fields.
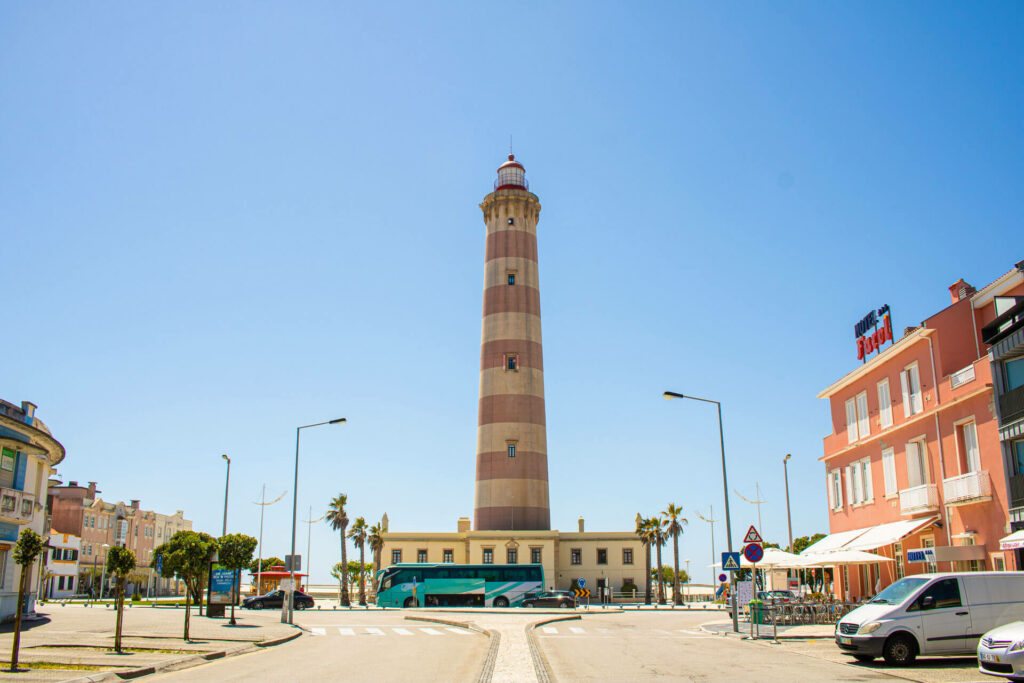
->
xmin=743 ymin=525 xmax=763 ymax=544
xmin=721 ymin=551 xmax=741 ymax=571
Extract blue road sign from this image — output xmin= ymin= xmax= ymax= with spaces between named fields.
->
xmin=718 ymin=573 xmax=727 ymax=583
xmin=743 ymin=543 xmax=764 ymax=564
xmin=721 ymin=552 xmax=741 ymax=571
xmin=577 ymin=577 xmax=586 ymax=588
xmin=156 ymin=554 xmax=163 ymax=574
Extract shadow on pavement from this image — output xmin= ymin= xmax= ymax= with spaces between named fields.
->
xmin=0 ymin=615 xmax=52 ymax=634
xmin=849 ymin=656 xmax=978 ymax=670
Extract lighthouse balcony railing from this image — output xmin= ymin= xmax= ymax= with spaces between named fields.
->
xmin=494 ymin=178 xmax=529 ymax=191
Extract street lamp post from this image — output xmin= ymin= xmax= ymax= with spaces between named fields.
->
xmin=663 ymin=390 xmax=738 ymax=633
xmin=783 ymin=454 xmax=793 ymax=553
xmin=282 ymin=417 xmax=346 ymax=625
xmin=221 ymin=454 xmax=231 ymax=537
xmin=99 ymin=544 xmax=110 ymax=600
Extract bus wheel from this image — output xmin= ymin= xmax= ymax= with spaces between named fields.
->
xmin=494 ymin=597 xmax=509 ymax=608
xmin=404 ymin=597 xmax=418 ymax=608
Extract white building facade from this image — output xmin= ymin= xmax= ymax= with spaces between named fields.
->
xmin=45 ymin=531 xmax=81 ymax=599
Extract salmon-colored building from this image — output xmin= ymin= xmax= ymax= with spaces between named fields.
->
xmin=815 ymin=265 xmax=1024 ymax=600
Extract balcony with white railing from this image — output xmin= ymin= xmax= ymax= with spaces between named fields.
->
xmin=0 ymin=487 xmax=36 ymax=525
xmin=900 ymin=483 xmax=939 ymax=515
xmin=950 ymin=364 xmax=976 ymax=390
xmin=942 ymin=470 xmax=992 ymax=505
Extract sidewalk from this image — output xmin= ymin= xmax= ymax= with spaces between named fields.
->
xmin=0 ymin=603 xmax=300 ymax=682
xmin=701 ymin=619 xmax=836 ymax=640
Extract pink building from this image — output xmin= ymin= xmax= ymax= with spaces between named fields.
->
xmin=815 ymin=265 xmax=1024 ymax=600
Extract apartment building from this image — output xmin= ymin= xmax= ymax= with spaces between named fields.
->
xmin=981 ymin=263 xmax=1024 ymax=562
xmin=0 ymin=399 xmax=66 ymax=618
xmin=50 ymin=482 xmax=191 ymax=595
xmin=814 ymin=265 xmax=1024 ymax=600
xmin=44 ymin=531 xmax=81 ymax=599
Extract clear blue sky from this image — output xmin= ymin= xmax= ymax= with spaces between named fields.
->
xmin=3 ymin=3 xmax=1022 ymax=584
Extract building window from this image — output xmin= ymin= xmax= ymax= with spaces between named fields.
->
xmin=623 ymin=548 xmax=634 ymax=565
xmin=846 ymin=392 xmax=870 ymax=443
xmin=507 ymin=217 xmax=515 ymax=226
xmin=571 ymin=548 xmax=581 ymax=565
xmin=417 ymin=549 xmax=427 ymax=563
xmin=1013 ymin=441 xmax=1024 ymax=477
xmin=0 ymin=448 xmax=14 ymax=472
xmin=483 ymin=548 xmax=494 ymax=564
xmin=894 ymin=541 xmax=905 ymax=580
xmin=597 ymin=549 xmax=607 ymax=565
xmin=505 ymin=354 xmax=518 ymax=371
xmin=530 ymin=547 xmax=542 ymax=564
xmin=828 ymin=469 xmax=844 ymax=510
xmin=507 ymin=442 xmax=517 ymax=459
xmin=392 ymin=549 xmax=402 ymax=564
xmin=845 ymin=398 xmax=858 ymax=444
xmin=507 ymin=549 xmax=517 ymax=564
xmin=507 ymin=272 xmax=516 ymax=286
xmin=882 ymin=447 xmax=897 ymax=496
xmin=994 ymin=554 xmax=1007 ymax=571
xmin=955 ymin=419 xmax=981 ymax=474
xmin=877 ymin=379 xmax=893 ymax=428
xmin=901 ymin=363 xmax=923 ymax=417
xmin=1005 ymin=357 xmax=1024 ymax=391
xmin=922 ymin=536 xmax=938 ymax=573
xmin=847 ymin=457 xmax=873 ymax=505
xmin=443 ymin=549 xmax=454 ymax=563
xmin=906 ymin=439 xmax=929 ymax=488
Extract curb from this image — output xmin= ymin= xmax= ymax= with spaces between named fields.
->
xmin=528 ymin=614 xmax=581 ymax=683
xmin=60 ymin=630 xmax=301 ymax=683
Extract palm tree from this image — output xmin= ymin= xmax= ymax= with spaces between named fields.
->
xmin=368 ymin=523 xmax=384 ymax=579
xmin=326 ymin=494 xmax=350 ymax=606
xmin=636 ymin=517 xmax=658 ymax=605
xmin=654 ymin=517 xmax=667 ymax=605
xmin=348 ymin=517 xmax=368 ymax=606
xmin=663 ymin=504 xmax=688 ymax=605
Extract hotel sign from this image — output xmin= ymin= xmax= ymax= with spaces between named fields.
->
xmin=855 ymin=304 xmax=893 ymax=362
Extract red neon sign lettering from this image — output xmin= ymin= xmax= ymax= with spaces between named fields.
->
xmin=856 ymin=314 xmax=893 ymax=360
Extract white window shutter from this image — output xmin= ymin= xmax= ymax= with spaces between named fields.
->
xmin=878 ymin=380 xmax=892 ymax=428
xmin=900 ymin=370 xmax=911 ymax=418
xmin=882 ymin=448 xmax=897 ymax=495
xmin=857 ymin=392 xmax=870 ymax=438
xmin=863 ymin=459 xmax=873 ymax=501
xmin=846 ymin=399 xmax=858 ymax=443
xmin=834 ymin=471 xmax=843 ymax=508
xmin=827 ymin=471 xmax=835 ymax=509
xmin=845 ymin=467 xmax=854 ymax=506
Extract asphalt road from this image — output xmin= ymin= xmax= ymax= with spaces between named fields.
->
xmin=149 ymin=611 xmax=488 ymax=683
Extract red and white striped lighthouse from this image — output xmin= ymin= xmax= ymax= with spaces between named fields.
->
xmin=474 ymin=154 xmax=550 ymax=531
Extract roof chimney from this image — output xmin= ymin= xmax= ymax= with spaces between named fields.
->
xmin=457 ymin=517 xmax=471 ymax=533
xmin=948 ymin=279 xmax=975 ymax=304
xmin=68 ymin=481 xmax=78 ymax=488
xmin=130 ymin=499 xmax=140 ymax=510
xmin=20 ymin=402 xmax=36 ymax=419
xmin=87 ymin=482 xmax=98 ymax=497
xmin=578 ymin=516 xmax=585 ymax=532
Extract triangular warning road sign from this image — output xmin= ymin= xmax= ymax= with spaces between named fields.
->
xmin=723 ymin=555 xmax=740 ymax=570
xmin=743 ymin=525 xmax=763 ymax=544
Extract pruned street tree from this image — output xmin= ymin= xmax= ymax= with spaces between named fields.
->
xmin=107 ymin=546 xmax=137 ymax=653
xmin=218 ymin=533 xmax=258 ymax=625
xmin=326 ymin=494 xmax=350 ymax=606
xmin=348 ymin=517 xmax=368 ymax=606
xmin=10 ymin=528 xmax=44 ymax=671
xmin=153 ymin=530 xmax=219 ymax=641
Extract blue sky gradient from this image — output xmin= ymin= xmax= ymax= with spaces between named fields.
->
xmin=3 ymin=3 xmax=1022 ymax=583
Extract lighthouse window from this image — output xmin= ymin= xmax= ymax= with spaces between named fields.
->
xmin=506 ymin=354 xmax=518 ymax=371
xmin=507 ymin=217 xmax=515 ymax=225
xmin=507 ymin=442 xmax=517 ymax=458
xmin=507 ymin=272 xmax=516 ymax=285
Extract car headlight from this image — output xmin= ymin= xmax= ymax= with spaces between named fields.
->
xmin=858 ymin=622 xmax=882 ymax=635
xmin=1008 ymin=639 xmax=1024 ymax=653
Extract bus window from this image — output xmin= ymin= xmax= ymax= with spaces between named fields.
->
xmin=481 ymin=569 xmax=500 ymax=582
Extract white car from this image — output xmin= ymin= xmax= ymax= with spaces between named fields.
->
xmin=978 ymin=621 xmax=1024 ymax=681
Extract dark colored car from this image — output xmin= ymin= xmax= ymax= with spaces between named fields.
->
xmin=522 ymin=591 xmax=577 ymax=608
xmin=242 ymin=589 xmax=315 ymax=610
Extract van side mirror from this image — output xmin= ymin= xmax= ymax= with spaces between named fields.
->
xmin=920 ymin=596 xmax=935 ymax=610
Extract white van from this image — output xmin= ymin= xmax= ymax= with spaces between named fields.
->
xmin=835 ymin=572 xmax=1024 ymax=666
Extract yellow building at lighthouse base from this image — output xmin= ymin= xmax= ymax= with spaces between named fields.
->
xmin=381 ymin=516 xmax=648 ymax=598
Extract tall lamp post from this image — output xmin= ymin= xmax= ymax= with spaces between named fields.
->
xmin=783 ymin=454 xmax=793 ymax=553
xmin=283 ymin=417 xmax=346 ymax=625
xmin=221 ymin=454 xmax=231 ymax=536
xmin=663 ymin=390 xmax=738 ymax=633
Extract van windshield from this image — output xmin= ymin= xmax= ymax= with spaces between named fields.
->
xmin=870 ymin=577 xmax=929 ymax=605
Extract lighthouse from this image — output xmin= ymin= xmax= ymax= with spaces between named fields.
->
xmin=474 ymin=154 xmax=550 ymax=531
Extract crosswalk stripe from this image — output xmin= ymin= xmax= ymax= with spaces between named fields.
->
xmin=338 ymin=628 xmax=355 ymax=636
xmin=569 ymin=627 xmax=586 ymax=634
xmin=419 ymin=628 xmax=443 ymax=636
xmin=365 ymin=628 xmax=386 ymax=636
xmin=542 ymin=627 xmax=557 ymax=634
xmin=312 ymin=628 xmax=326 ymax=636
xmin=445 ymin=627 xmax=470 ymax=635
xmin=392 ymin=628 xmax=414 ymax=636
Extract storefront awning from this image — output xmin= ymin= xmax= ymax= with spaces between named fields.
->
xmin=843 ymin=517 xmax=938 ymax=551
xmin=1000 ymin=530 xmax=1024 ymax=550
xmin=802 ymin=517 xmax=938 ymax=556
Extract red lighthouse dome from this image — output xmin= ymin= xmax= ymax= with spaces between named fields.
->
xmin=494 ymin=154 xmax=529 ymax=191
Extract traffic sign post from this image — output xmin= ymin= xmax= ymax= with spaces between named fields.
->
xmin=718 ymin=573 xmax=727 ymax=583
xmin=743 ymin=525 xmax=763 ymax=545
xmin=743 ymin=543 xmax=763 ymax=564
xmin=577 ymin=578 xmax=586 ymax=588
